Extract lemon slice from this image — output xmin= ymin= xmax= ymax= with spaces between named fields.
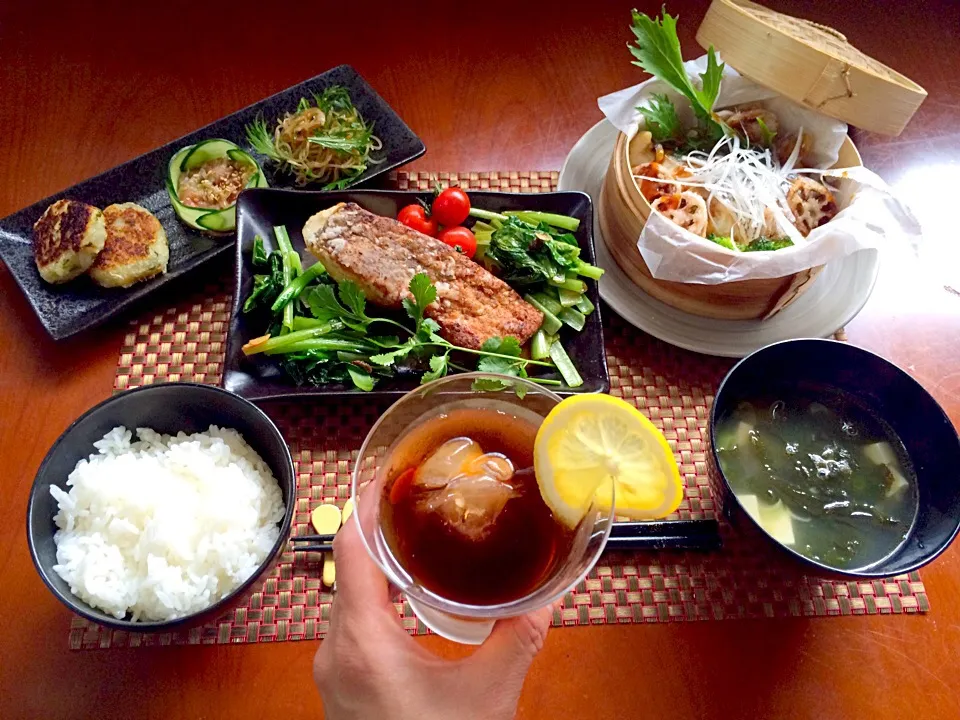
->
xmin=534 ymin=395 xmax=684 ymax=527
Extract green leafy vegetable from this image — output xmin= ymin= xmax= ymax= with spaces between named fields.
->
xmin=403 ymin=272 xmax=438 ymax=324
xmin=756 ymin=116 xmax=777 ymax=147
xmin=274 ymin=226 xmax=297 ymax=331
xmin=421 ymin=354 xmax=450 ymax=384
xmin=305 ymin=284 xmax=371 ymax=332
xmin=638 ymin=93 xmax=684 ymax=144
xmin=244 ymin=252 xmax=561 ymax=390
xmin=706 ymin=233 xmax=738 ymax=251
xmin=245 ymin=118 xmax=285 ymax=163
xmin=308 ymin=128 xmax=375 ymax=154
xmin=485 ymin=218 xmax=579 ymax=286
xmin=252 ymin=235 xmax=269 ymax=267
xmin=744 ymin=237 xmax=794 ymax=252
xmin=243 ymin=244 xmax=284 ymax=314
xmin=629 ymin=8 xmax=726 ymax=144
xmin=312 ymin=86 xmax=355 ymax=114
xmin=347 ymin=366 xmax=375 ymax=391
xmin=244 ymin=85 xmax=381 ymax=189
xmin=271 ymin=260 xmax=326 ymax=313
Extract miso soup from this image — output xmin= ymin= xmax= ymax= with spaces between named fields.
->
xmin=714 ymin=386 xmax=918 ymax=571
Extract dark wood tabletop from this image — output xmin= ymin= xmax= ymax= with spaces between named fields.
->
xmin=2 ymin=1 xmax=959 ymax=718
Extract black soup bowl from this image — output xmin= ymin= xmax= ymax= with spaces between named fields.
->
xmin=27 ymin=383 xmax=295 ymax=631
xmin=710 ymin=339 xmax=960 ymax=578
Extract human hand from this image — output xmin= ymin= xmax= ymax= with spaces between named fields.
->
xmin=313 ymin=501 xmax=554 ymax=720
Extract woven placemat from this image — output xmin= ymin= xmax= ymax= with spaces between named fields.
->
xmin=70 ymin=171 xmax=926 ymax=649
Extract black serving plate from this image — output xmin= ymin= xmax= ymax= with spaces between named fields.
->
xmin=224 ymin=189 xmax=610 ymax=399
xmin=0 ymin=65 xmax=424 ymax=340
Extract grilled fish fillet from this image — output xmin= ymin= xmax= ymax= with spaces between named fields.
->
xmin=302 ymin=202 xmax=543 ymax=349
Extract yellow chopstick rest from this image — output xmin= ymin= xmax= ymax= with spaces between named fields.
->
xmin=310 ymin=504 xmax=343 ymax=587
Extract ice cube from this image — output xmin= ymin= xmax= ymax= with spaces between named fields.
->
xmin=463 ymin=452 xmax=514 ymax=483
xmin=421 ymin=473 xmax=519 ymax=541
xmin=413 ymin=439 xmax=518 ymax=540
xmin=414 ymin=437 xmax=482 ymax=489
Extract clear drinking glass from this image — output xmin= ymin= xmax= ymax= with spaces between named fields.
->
xmin=352 ymin=372 xmax=614 ymax=644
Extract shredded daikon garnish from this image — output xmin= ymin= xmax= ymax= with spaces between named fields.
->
xmin=634 ymin=130 xmax=817 ymax=245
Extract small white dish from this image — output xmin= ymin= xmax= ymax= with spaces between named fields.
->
xmin=558 ymin=120 xmax=880 ymax=358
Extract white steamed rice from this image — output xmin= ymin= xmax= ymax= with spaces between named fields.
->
xmin=50 ymin=425 xmax=285 ymax=622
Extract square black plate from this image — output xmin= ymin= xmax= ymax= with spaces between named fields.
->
xmin=0 ymin=65 xmax=425 ymax=340
xmin=224 ymin=189 xmax=609 ymax=399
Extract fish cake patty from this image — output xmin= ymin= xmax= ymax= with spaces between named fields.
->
xmin=303 ymin=203 xmax=543 ymax=349
xmin=88 ymin=203 xmax=169 ymax=288
xmin=32 ymin=199 xmax=107 ymax=284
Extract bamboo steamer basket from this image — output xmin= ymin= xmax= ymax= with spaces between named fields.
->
xmin=598 ymin=0 xmax=926 ymax=321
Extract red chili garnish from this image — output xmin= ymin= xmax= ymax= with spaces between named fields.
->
xmin=389 ymin=467 xmax=416 ymax=505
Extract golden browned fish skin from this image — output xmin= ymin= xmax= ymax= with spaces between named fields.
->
xmin=303 ymin=203 xmax=543 ymax=349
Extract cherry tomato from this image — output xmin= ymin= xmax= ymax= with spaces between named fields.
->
xmin=437 ymin=226 xmax=477 ymax=258
xmin=398 ymin=204 xmax=438 ymax=237
xmin=431 ymin=187 xmax=471 ymax=227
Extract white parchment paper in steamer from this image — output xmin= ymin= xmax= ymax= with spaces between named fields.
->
xmin=598 ymin=56 xmax=921 ymax=284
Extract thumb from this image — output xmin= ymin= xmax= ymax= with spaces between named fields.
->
xmin=464 ymin=604 xmax=554 ymax=681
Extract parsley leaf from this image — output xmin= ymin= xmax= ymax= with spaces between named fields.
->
xmin=305 ymin=282 xmax=370 ymax=331
xmin=638 ymin=93 xmax=683 ymax=144
xmin=477 ymin=355 xmax=520 ymax=375
xmin=476 ymin=336 xmax=529 ymax=390
xmin=403 ymin=272 xmax=437 ymax=324
xmin=421 ymin=354 xmax=449 ymax=384
xmin=369 ymin=341 xmax=415 ymax=367
xmin=419 ymin=317 xmax=441 ymax=337
xmin=480 ymin=336 xmax=522 ymax=357
xmin=339 ymin=281 xmax=368 ymax=319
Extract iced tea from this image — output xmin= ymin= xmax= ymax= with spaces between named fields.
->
xmin=380 ymin=407 xmax=574 ymax=605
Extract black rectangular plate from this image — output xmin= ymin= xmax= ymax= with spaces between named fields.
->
xmin=224 ymin=189 xmax=610 ymax=399
xmin=0 ymin=65 xmax=425 ymax=340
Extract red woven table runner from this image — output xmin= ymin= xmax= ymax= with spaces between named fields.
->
xmin=69 ymin=171 xmax=926 ymax=650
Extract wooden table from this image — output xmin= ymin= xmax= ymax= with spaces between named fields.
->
xmin=2 ymin=1 xmax=958 ymax=717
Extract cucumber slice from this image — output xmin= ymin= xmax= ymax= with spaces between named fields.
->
xmin=166 ymin=139 xmax=267 ymax=234
xmin=180 ymin=139 xmax=242 ymax=171
xmin=195 ymin=206 xmax=237 ymax=231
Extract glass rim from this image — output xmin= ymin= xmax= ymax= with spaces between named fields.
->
xmin=351 ymin=371 xmax=614 ymax=618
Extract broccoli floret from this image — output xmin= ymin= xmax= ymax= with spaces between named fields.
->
xmin=706 ymin=234 xmax=737 ymax=251
xmin=745 ymin=237 xmax=794 ymax=252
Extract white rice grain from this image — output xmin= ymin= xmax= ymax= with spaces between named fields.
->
xmin=50 ymin=425 xmax=285 ymax=621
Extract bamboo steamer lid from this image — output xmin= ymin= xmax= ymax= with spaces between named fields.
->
xmin=695 ymin=0 xmax=926 ymax=136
